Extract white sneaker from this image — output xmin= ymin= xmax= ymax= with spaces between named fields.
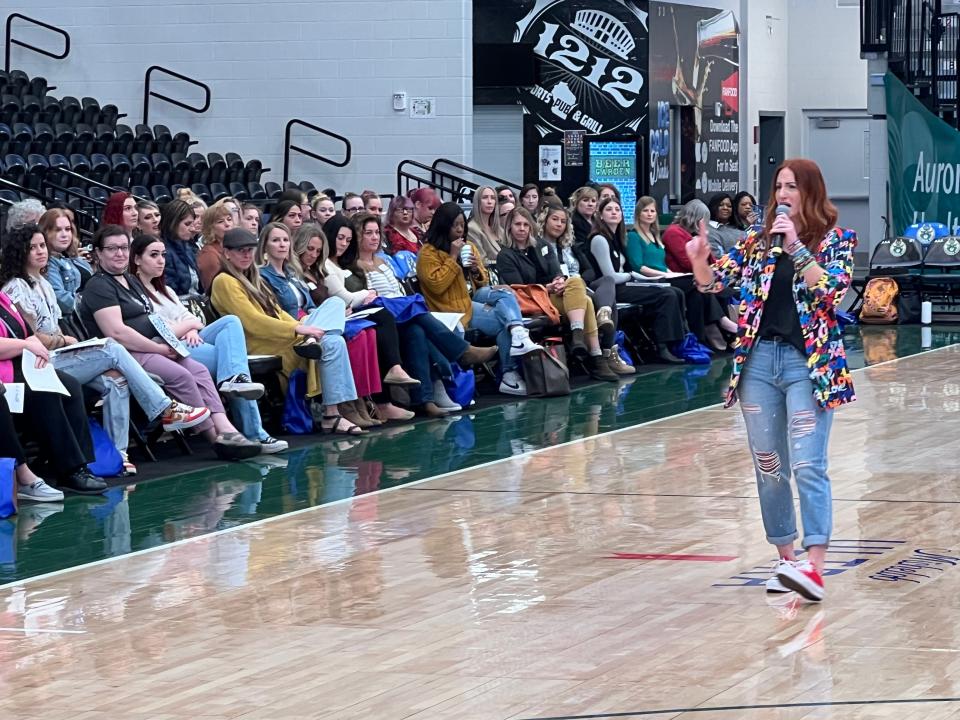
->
xmin=432 ymin=380 xmax=462 ymax=411
xmin=17 ymin=479 xmax=65 ymax=503
xmin=509 ymin=327 xmax=543 ymax=356
xmin=260 ymin=436 xmax=289 ymax=454
xmin=218 ymin=373 xmax=265 ymax=400
xmin=499 ymin=370 xmax=527 ymax=396
xmin=766 ymin=559 xmax=793 ymax=593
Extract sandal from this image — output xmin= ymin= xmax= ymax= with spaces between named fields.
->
xmin=320 ymin=415 xmax=366 ymax=435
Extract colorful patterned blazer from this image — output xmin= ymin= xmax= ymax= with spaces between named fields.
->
xmin=704 ymin=227 xmax=858 ymax=410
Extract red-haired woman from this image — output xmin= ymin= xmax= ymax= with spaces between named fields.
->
xmin=688 ymin=158 xmax=857 ymax=603
xmin=101 ymin=192 xmax=139 ymax=236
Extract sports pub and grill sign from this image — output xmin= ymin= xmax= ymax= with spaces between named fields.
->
xmin=516 ymin=0 xmax=648 ymax=136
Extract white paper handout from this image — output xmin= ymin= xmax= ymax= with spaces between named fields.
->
xmin=3 ymin=382 xmax=24 ymax=413
xmin=50 ymin=337 xmax=109 ymax=358
xmin=430 ymin=312 xmax=465 ymax=333
xmin=22 ymin=350 xmax=70 ymax=395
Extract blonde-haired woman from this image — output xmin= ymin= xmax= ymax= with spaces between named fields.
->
xmin=466 ymin=185 xmax=504 ymax=265
xmin=39 ymin=208 xmax=92 ymax=314
xmin=311 ymin=193 xmax=337 ymax=227
xmin=210 ymin=227 xmax=365 ymax=435
xmin=536 ymin=204 xmax=631 ymax=375
xmin=497 ymin=207 xmax=617 ymax=381
xmin=196 ymin=203 xmax=234 ymax=291
xmin=568 ymin=186 xmax=599 ymax=248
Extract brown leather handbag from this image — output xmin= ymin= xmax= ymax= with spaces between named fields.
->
xmin=509 ymin=284 xmax=561 ymax=324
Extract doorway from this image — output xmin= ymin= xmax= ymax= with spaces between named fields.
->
xmin=758 ymin=113 xmax=785 ymax=205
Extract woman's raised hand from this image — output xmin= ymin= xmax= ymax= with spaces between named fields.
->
xmin=685 ymin=220 xmax=711 ymax=265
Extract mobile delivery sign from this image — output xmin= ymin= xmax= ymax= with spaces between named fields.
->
xmin=886 ymin=71 xmax=960 ymax=235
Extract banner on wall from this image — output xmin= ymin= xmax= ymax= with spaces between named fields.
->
xmin=886 ymin=71 xmax=960 ymax=235
xmin=514 ymin=0 xmax=649 ymax=137
xmin=647 ymin=2 xmax=740 ymax=212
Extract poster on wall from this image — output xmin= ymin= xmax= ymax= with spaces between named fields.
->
xmin=563 ymin=129 xmax=585 ymax=166
xmin=885 ymin=71 xmax=960 ymax=235
xmin=588 ymin=139 xmax=638 ymax=223
xmin=539 ymin=145 xmax=563 ymax=180
xmin=648 ymin=2 xmax=740 ymax=213
xmin=514 ymin=1 xmax=650 ymax=137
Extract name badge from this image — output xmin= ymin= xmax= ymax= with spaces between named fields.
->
xmin=540 ymin=245 xmax=549 ymax=256
xmin=149 ymin=314 xmax=190 ymax=357
xmin=559 ymin=263 xmax=569 ymax=276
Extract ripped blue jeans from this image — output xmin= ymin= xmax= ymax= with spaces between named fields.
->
xmin=738 ymin=338 xmax=834 ymax=549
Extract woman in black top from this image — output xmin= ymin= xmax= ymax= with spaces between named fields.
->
xmin=496 ymin=208 xmax=616 ymax=381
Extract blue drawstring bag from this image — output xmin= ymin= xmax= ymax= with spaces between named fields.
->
xmin=0 ymin=457 xmax=15 ymax=519
xmin=282 ymin=369 xmax=315 ymax=434
xmin=87 ymin=419 xmax=123 ymax=477
xmin=614 ymin=330 xmax=636 ymax=366
xmin=672 ymin=333 xmax=712 ymax=365
xmin=837 ymin=309 xmax=857 ymax=331
xmin=443 ymin=363 xmax=475 ymax=408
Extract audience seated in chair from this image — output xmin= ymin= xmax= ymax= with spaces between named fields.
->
xmin=160 ymin=200 xmax=202 ymax=296
xmin=130 ymin=234 xmax=287 ymax=454
xmin=1 ymin=223 xmax=212 ymax=475
xmin=496 ymin=207 xmax=616 ymax=382
xmin=350 ymin=212 xmax=498 ymax=416
xmin=587 ymin=197 xmax=687 ymax=365
xmin=79 ymin=224 xmax=257 ymax=458
xmin=383 ymin=195 xmax=422 ymax=255
xmin=258 ymin=221 xmax=414 ymax=425
xmin=416 ymin=202 xmax=541 ymax=396
xmin=536 ymin=202 xmax=631 ymax=375
xmin=209 ymin=227 xmax=365 ymax=436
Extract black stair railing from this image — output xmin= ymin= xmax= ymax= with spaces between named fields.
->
xmin=143 ymin=65 xmax=211 ymax=126
xmin=282 ymin=119 xmax=352 ymax=184
xmin=430 ymin=158 xmax=521 ymax=198
xmin=935 ymin=13 xmax=959 ymax=110
xmin=4 ymin=13 xmax=70 ymax=80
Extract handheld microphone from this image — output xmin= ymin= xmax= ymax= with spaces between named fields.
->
xmin=770 ymin=204 xmax=791 ymax=256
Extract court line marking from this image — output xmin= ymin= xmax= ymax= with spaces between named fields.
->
xmin=0 ymin=627 xmax=87 ymax=635
xmin=519 ymin=697 xmax=960 ymax=719
xmin=1 ymin=342 xmax=954 ymax=593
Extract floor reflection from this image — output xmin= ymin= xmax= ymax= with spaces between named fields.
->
xmin=2 ymin=325 xmax=956 ymax=585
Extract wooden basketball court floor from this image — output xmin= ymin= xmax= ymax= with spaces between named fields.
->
xmin=3 ymin=345 xmax=960 ymax=720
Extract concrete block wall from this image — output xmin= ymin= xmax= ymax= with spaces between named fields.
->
xmin=6 ymin=0 xmax=474 ymax=196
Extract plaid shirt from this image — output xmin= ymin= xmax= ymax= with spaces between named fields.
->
xmin=705 ymin=227 xmax=858 ymax=410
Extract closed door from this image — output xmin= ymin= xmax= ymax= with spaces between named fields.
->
xmin=472 ymin=105 xmax=524 ymax=187
xmin=806 ymin=114 xmax=870 ymax=249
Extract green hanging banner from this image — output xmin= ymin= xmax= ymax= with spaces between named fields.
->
xmin=886 ymin=71 xmax=960 ymax=235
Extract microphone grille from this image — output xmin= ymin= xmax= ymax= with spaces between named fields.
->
xmin=775 ymin=204 xmax=791 ymax=215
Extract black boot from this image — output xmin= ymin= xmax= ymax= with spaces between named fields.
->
xmin=569 ymin=329 xmax=589 ymax=361
xmin=588 ymin=355 xmax=619 ymax=382
xmin=656 ymin=344 xmax=685 ymax=365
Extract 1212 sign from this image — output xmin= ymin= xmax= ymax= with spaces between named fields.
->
xmin=533 ymin=22 xmax=644 ymax=109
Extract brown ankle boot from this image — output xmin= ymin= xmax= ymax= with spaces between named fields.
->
xmin=459 ymin=344 xmax=498 ymax=365
xmin=356 ymin=398 xmax=382 ymax=426
xmin=341 ymin=401 xmax=373 ymax=428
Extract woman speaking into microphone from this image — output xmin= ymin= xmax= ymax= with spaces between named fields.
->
xmin=685 ymin=159 xmax=857 ymax=602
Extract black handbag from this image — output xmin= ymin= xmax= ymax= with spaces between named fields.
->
xmin=521 ymin=343 xmax=570 ymax=397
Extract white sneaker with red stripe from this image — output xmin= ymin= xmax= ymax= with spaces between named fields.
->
xmin=776 ymin=560 xmax=824 ymax=601
xmin=765 ymin=559 xmax=792 ymax=594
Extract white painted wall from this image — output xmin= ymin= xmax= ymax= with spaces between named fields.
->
xmin=6 ymin=0 xmax=474 ymax=196
xmin=785 ymin=0 xmax=868 ymax=156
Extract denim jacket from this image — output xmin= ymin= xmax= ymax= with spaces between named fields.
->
xmin=46 ymin=255 xmax=92 ymax=314
xmin=260 ymin=263 xmax=314 ymax=318
xmin=705 ymin=227 xmax=857 ymax=410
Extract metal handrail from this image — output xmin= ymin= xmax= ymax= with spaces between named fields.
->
xmin=0 ymin=176 xmax=99 ymax=230
xmin=397 ymin=159 xmax=476 ymax=201
xmin=143 ymin=65 xmax=211 ymax=126
xmin=430 ymin=158 xmax=522 ymax=193
xmin=283 ymin=119 xmax=352 ymax=183
xmin=45 ymin=165 xmax=150 ymax=203
xmin=4 ymin=13 xmax=70 ymax=75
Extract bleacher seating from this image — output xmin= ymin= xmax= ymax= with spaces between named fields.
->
xmin=0 ymin=69 xmax=275 ymax=215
